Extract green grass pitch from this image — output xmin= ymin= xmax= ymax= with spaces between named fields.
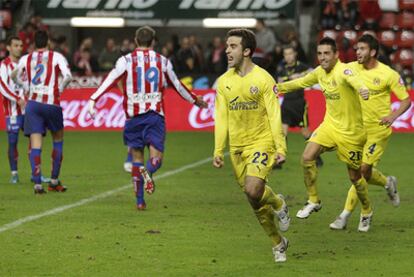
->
xmin=0 ymin=132 xmax=413 ymax=276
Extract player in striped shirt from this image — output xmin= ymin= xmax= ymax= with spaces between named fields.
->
xmin=0 ymin=36 xmax=25 ymax=183
xmin=89 ymin=26 xmax=207 ymax=210
xmin=12 ymin=30 xmax=72 ymax=194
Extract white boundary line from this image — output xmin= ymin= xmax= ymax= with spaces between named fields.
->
xmin=0 ymin=156 xmax=215 ymax=234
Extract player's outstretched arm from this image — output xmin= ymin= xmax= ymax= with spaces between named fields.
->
xmin=194 ymin=95 xmax=208 ymax=108
xmin=277 ymin=69 xmax=318 ymax=94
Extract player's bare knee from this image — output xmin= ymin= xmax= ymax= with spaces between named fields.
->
xmin=244 ymin=183 xmax=263 ymax=202
xmin=360 ymin=164 xmax=372 ymax=181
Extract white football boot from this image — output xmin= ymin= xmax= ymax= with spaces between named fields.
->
xmin=296 ymin=200 xmax=322 ymax=219
xmin=272 ymin=236 xmax=289 ymax=263
xmin=273 ymin=194 xmax=290 ymax=232
xmin=358 ymin=211 xmax=373 ymax=232
xmin=385 ymin=176 xmax=400 ymax=207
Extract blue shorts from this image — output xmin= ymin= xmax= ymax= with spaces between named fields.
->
xmin=24 ymin=101 xmax=64 ymax=136
xmin=123 ymin=111 xmax=166 ymax=152
xmin=6 ymin=115 xmax=24 ymax=133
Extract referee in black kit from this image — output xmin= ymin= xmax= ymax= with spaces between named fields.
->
xmin=274 ymin=45 xmax=323 ymax=169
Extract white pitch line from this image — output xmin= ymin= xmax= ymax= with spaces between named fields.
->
xmin=0 ymin=156 xmax=215 ymax=234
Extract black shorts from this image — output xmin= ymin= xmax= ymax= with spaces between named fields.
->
xmin=281 ymin=99 xmax=308 ymax=128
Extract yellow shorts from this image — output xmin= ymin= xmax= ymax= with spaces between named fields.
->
xmin=309 ymin=123 xmax=367 ymax=169
xmin=363 ymin=127 xmax=391 ymax=166
xmin=230 ymin=146 xmax=276 ymax=189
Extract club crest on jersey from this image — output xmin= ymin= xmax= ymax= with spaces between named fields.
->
xmin=343 ymin=69 xmax=353 ymax=76
xmin=273 ymin=85 xmax=279 ymax=95
xmin=373 ymin=77 xmax=380 ymax=85
xmin=250 ymin=86 xmax=259 ymax=95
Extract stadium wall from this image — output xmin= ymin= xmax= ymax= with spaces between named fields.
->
xmin=1 ymin=89 xmax=413 ymax=132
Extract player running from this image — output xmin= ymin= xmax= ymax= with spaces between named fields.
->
xmin=276 ymin=37 xmax=374 ymax=232
xmin=329 ymin=34 xmax=411 ymax=231
xmin=88 ymin=26 xmax=207 ymax=210
xmin=214 ymin=28 xmax=290 ymax=263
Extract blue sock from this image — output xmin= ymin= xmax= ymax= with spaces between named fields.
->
xmin=126 ymin=148 xmax=132 ymax=163
xmin=132 ymin=162 xmax=145 ymax=205
xmin=7 ymin=132 xmax=19 ymax=172
xmin=51 ymin=141 xmax=63 ymax=179
xmin=146 ymin=157 xmax=162 ymax=175
xmin=29 ymin=148 xmax=42 ymax=184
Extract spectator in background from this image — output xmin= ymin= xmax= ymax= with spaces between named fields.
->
xmin=120 ymin=38 xmax=133 ymax=55
xmin=286 ymin=31 xmax=308 ymax=63
xmin=320 ymin=0 xmax=338 ymax=29
xmin=30 ymin=15 xmax=48 ymax=31
xmin=0 ymin=40 xmax=7 ymax=61
xmin=18 ymin=22 xmax=36 ymax=53
xmin=189 ymin=35 xmax=204 ymax=72
xmin=358 ymin=0 xmax=382 ymax=31
xmin=255 ymin=19 xmax=277 ymax=55
xmin=161 ymin=40 xmax=178 ymax=69
xmin=176 ymin=36 xmax=197 ymax=74
xmin=98 ymin=38 xmax=120 ymax=72
xmin=74 ymin=48 xmax=96 ymax=76
xmin=73 ymin=37 xmax=98 ymax=69
xmin=54 ymin=35 xmax=70 ymax=61
xmin=337 ymin=0 xmax=358 ymax=29
xmin=206 ymin=36 xmax=227 ymax=75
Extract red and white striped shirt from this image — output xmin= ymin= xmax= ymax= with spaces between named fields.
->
xmin=15 ymin=50 xmax=72 ymax=106
xmin=91 ymin=49 xmax=197 ymax=119
xmin=0 ymin=57 xmax=24 ymax=117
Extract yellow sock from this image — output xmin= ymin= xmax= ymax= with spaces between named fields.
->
xmin=254 ymin=205 xmax=281 ymax=246
xmin=302 ymin=160 xmax=319 ymax=203
xmin=368 ymin=168 xmax=387 ymax=187
xmin=354 ymin=177 xmax=372 ymax=215
xmin=259 ymin=185 xmax=284 ymax=211
xmin=344 ymin=185 xmax=358 ymax=212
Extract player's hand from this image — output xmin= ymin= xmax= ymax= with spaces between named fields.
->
xmin=275 ymin=154 xmax=286 ymax=165
xmin=359 ymin=88 xmax=369 ymax=100
xmin=195 ymin=95 xmax=208 ymax=108
xmin=379 ymin=114 xmax=396 ymax=127
xmin=17 ymin=98 xmax=26 ymax=110
xmin=88 ymin=99 xmax=96 ymax=119
xmin=213 ymin=156 xmax=224 ymax=168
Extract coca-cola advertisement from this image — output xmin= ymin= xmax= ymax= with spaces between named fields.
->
xmin=0 ymin=88 xmax=413 ymax=132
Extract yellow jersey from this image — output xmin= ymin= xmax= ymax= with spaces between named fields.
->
xmin=277 ymin=60 xmax=366 ymax=136
xmin=214 ymin=65 xmax=286 ymax=158
xmin=348 ymin=61 xmax=409 ymax=132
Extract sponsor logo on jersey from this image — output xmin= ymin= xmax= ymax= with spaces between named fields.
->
xmin=250 ymin=85 xmax=259 ymax=95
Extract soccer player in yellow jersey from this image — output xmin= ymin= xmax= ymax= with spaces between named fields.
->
xmin=213 ymin=29 xmax=290 ymax=263
xmin=276 ymin=37 xmax=374 ymax=231
xmin=329 ymin=34 xmax=411 ymax=231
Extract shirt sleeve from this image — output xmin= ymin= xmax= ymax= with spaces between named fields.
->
xmin=341 ymin=66 xmax=368 ymax=92
xmin=90 ymin=57 xmax=127 ymax=101
xmin=263 ymin=78 xmax=287 ymax=156
xmin=0 ymin=62 xmax=20 ymax=101
xmin=213 ymin=80 xmax=228 ymax=158
xmin=56 ymin=53 xmax=73 ymax=92
xmin=277 ymin=68 xmax=319 ymax=93
xmin=165 ymin=59 xmax=196 ymax=104
xmin=389 ymin=71 xmax=410 ymax=100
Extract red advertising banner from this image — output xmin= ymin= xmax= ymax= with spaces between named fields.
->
xmin=0 ymin=89 xmax=413 ymax=132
